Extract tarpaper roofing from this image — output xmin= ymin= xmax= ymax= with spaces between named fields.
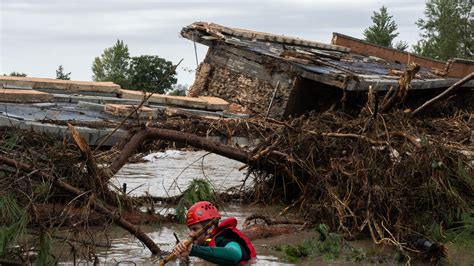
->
xmin=181 ymin=22 xmax=474 ymax=91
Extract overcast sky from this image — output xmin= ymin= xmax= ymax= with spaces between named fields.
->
xmin=1 ymin=0 xmax=426 ymax=85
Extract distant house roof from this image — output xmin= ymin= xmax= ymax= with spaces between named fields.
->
xmin=182 ymin=22 xmax=473 ymax=91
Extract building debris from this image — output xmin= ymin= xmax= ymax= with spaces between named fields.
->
xmin=0 ymin=88 xmax=54 ymax=103
xmin=181 ymin=22 xmax=473 ymax=118
xmin=105 ymin=103 xmax=154 ymax=119
xmin=0 ymin=76 xmax=234 ymax=146
xmin=1 ymin=76 xmax=121 ymax=95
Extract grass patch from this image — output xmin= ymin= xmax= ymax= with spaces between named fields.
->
xmin=0 ymin=193 xmax=28 ymax=256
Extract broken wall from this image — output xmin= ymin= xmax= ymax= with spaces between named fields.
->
xmin=188 ymin=44 xmax=295 ymax=118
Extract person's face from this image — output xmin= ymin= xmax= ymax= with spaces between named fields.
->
xmin=188 ymin=222 xmax=210 ymax=245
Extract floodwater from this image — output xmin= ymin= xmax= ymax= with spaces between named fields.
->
xmin=61 ymin=150 xmax=287 ymax=265
xmin=58 ymin=150 xmax=474 ymax=265
xmin=111 ymin=150 xmax=250 ymax=198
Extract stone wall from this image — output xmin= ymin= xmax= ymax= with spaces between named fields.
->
xmin=188 ymin=44 xmax=295 ymax=118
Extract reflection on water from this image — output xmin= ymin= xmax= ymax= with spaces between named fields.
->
xmin=76 ymin=150 xmax=285 ymax=265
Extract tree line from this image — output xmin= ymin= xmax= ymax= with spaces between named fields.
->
xmin=364 ymin=0 xmax=472 ymax=61
xmin=91 ymin=40 xmax=178 ymax=94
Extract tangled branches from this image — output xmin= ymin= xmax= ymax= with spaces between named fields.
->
xmin=246 ymin=110 xmax=473 ymax=255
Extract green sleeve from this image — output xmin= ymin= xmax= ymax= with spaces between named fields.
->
xmin=190 ymin=241 xmax=242 ymax=265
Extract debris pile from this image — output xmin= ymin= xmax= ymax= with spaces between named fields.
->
xmin=243 ymin=108 xmax=473 ymax=257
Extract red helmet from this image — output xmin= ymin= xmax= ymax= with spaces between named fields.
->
xmin=186 ymin=201 xmax=220 ymax=226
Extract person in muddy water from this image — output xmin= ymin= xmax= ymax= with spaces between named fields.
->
xmin=172 ymin=201 xmax=256 ymax=265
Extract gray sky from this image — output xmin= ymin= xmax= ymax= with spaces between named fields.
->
xmin=1 ymin=0 xmax=426 ymax=85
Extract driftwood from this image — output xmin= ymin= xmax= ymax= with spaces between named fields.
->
xmin=411 ymin=72 xmax=474 ymax=116
xmin=242 ymin=214 xmax=305 ymax=227
xmin=0 ymin=155 xmax=161 ymax=255
xmin=163 ymin=107 xmax=220 ymax=121
xmin=380 ymin=62 xmax=420 ymax=112
xmin=133 ymin=190 xmax=242 ymax=205
xmin=109 ymin=127 xmax=268 ymax=176
xmin=241 ymin=214 xmax=305 ymax=241
xmin=68 ymin=124 xmax=109 ymax=193
xmin=158 ymin=218 xmax=219 ymax=266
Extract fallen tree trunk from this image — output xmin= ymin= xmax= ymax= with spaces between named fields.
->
xmin=411 ymin=72 xmax=474 ymax=116
xmin=0 ymin=155 xmax=161 ymax=255
xmin=110 ymin=127 xmax=274 ymax=175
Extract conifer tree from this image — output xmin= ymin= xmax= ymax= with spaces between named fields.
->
xmin=364 ymin=6 xmax=399 ymax=47
xmin=56 ymin=65 xmax=71 ymax=80
xmin=92 ymin=40 xmax=130 ymax=87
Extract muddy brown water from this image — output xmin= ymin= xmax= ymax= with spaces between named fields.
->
xmin=55 ymin=151 xmax=287 ymax=265
xmin=55 ymin=150 xmax=473 ymax=265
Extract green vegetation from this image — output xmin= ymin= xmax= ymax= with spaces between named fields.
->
xmin=278 ymin=224 xmax=343 ymax=263
xmin=92 ymin=40 xmax=177 ymax=93
xmin=0 ymin=193 xmax=28 ymax=256
xmin=7 ymin=72 xmax=27 ymax=77
xmin=175 ymin=179 xmax=215 ymax=223
xmin=128 ymin=55 xmax=177 ymax=93
xmin=92 ymin=40 xmax=130 ymax=87
xmin=364 ymin=1 xmax=472 ymax=60
xmin=429 ymin=172 xmax=474 ymax=248
xmin=429 ymin=212 xmax=474 ymax=249
xmin=276 ymin=224 xmax=409 ymax=264
xmin=394 ymin=40 xmax=409 ymax=51
xmin=363 ymin=6 xmax=400 ymax=48
xmin=56 ymin=65 xmax=71 ymax=80
xmin=36 ymin=232 xmax=54 ymax=265
xmin=414 ymin=0 xmax=473 ymax=60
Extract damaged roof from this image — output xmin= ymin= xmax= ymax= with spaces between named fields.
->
xmin=181 ymin=22 xmax=474 ymax=91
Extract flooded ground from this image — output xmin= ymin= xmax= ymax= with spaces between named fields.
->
xmin=56 ymin=150 xmax=286 ymax=265
xmin=59 ymin=205 xmax=289 ymax=265
xmin=111 ymin=150 xmax=250 ymax=198
xmin=54 ymin=150 xmax=473 ymax=265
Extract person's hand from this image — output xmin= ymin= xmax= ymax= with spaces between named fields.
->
xmin=172 ymin=240 xmax=193 ymax=258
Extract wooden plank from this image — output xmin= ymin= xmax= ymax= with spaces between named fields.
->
xmin=0 ymin=89 xmax=53 ymax=103
xmin=348 ymin=77 xmax=474 ymax=91
xmin=120 ymin=89 xmax=209 ymax=109
xmin=198 ymin=96 xmax=229 ymax=111
xmin=0 ymin=76 xmax=121 ymax=94
xmin=104 ymin=104 xmax=154 ymax=119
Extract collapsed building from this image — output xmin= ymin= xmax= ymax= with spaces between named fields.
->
xmin=181 ymin=22 xmax=474 ymax=118
xmin=1 ymin=23 xmax=472 ymax=146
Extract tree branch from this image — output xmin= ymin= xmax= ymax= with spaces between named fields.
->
xmin=0 ymin=155 xmax=161 ymax=255
xmin=109 ymin=127 xmax=274 ymax=175
xmin=411 ymin=72 xmax=473 ymax=116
